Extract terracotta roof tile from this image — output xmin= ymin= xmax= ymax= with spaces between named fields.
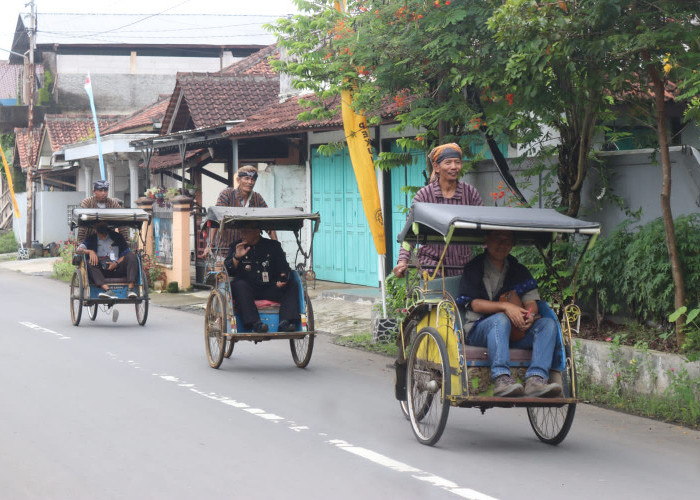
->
xmin=141 ymin=149 xmax=208 ymax=171
xmin=220 ymin=44 xmax=278 ymax=76
xmin=161 ymin=73 xmax=279 ymax=132
xmin=44 ymin=114 xmax=122 ymax=152
xmin=13 ymin=127 xmax=42 ymax=170
xmin=102 ymin=96 xmax=169 ymax=134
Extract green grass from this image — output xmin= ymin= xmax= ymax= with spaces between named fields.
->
xmin=332 ymin=333 xmax=398 ymax=357
xmin=0 ymin=231 xmax=17 ymax=253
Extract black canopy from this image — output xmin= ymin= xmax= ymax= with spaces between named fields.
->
xmin=204 ymin=207 xmax=321 ymax=233
xmin=397 ymin=203 xmax=600 ymax=246
xmin=71 ymin=208 xmax=151 ymax=229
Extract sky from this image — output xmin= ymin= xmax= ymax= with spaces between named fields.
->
xmin=1 ymin=0 xmax=300 ymax=57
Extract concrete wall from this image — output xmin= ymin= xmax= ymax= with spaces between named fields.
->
xmin=56 ymin=53 xmax=235 ymax=76
xmin=34 ymin=191 xmax=85 ymax=244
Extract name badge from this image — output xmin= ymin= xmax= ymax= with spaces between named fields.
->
xmin=262 ymin=272 xmax=269 ymax=283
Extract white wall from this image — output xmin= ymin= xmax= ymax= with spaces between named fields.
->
xmin=35 ymin=191 xmax=85 ymax=244
xmin=57 ymin=53 xmax=239 ymax=75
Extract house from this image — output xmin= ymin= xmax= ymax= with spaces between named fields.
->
xmin=8 ymin=13 xmax=277 ymax=114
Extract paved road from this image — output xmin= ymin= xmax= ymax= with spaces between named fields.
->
xmin=2 ymin=269 xmax=699 ymax=499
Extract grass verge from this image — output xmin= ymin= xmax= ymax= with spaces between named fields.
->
xmin=332 ymin=333 xmax=398 ymax=358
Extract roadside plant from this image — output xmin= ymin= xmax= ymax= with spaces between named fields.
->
xmin=669 ymin=305 xmax=700 ymax=358
xmin=140 ymin=251 xmax=165 ymax=289
xmin=52 ymin=240 xmax=77 ymax=281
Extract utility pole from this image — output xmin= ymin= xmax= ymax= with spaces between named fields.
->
xmin=25 ymin=0 xmax=36 ymax=248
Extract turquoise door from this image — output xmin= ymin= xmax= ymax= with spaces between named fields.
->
xmin=389 ymin=143 xmax=427 ymax=265
xmin=311 ymin=147 xmax=378 ymax=287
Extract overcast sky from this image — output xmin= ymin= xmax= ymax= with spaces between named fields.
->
xmin=1 ymin=0 xmax=300 ymax=56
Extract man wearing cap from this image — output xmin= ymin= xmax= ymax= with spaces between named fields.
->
xmin=224 ymin=225 xmax=299 ymax=333
xmin=76 ymin=222 xmax=139 ymax=299
xmin=201 ymin=165 xmax=276 ymax=257
xmin=77 ymin=180 xmax=127 ymax=243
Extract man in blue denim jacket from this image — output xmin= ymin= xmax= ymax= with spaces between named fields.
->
xmin=459 ymin=230 xmax=562 ymax=398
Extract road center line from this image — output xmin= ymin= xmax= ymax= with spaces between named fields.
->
xmin=107 ymin=354 xmax=497 ymax=499
xmin=19 ymin=321 xmax=71 ymax=340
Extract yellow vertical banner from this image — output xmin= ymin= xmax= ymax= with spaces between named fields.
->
xmin=0 ymin=145 xmax=21 ymax=218
xmin=340 ymin=90 xmax=386 ymax=255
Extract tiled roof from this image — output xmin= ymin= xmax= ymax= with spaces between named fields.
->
xmin=13 ymin=127 xmax=42 ymax=170
xmin=224 ymin=95 xmax=341 ymax=138
xmin=141 ymin=149 xmax=208 ymax=171
xmin=161 ymin=73 xmax=280 ymax=132
xmin=44 ymin=114 xmax=122 ymax=152
xmin=220 ymin=44 xmax=278 ymax=76
xmin=0 ymin=62 xmax=43 ymax=101
xmin=102 ymin=96 xmax=169 ymax=134
xmin=224 ymin=94 xmax=406 ymax=139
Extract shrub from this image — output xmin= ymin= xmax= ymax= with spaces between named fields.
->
xmin=140 ymin=252 xmax=165 ymax=288
xmin=0 ymin=231 xmax=18 ymax=253
xmin=166 ymin=281 xmax=179 ymax=293
xmin=52 ymin=240 xmax=77 ymax=281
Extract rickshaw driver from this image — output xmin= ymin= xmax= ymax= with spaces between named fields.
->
xmin=459 ymin=230 xmax=563 ymax=398
xmin=224 ymin=225 xmax=300 ymax=334
xmin=76 ymin=222 xmax=139 ymax=299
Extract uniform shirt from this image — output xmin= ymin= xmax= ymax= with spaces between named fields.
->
xmin=397 ymin=180 xmax=483 ymax=276
xmin=215 ymin=187 xmax=268 ymax=250
xmin=78 ymin=230 xmax=132 ymax=262
xmin=224 ymin=237 xmax=290 ymax=292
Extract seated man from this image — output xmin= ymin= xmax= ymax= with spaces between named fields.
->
xmin=459 ymin=230 xmax=562 ymax=398
xmin=224 ymin=225 xmax=300 ymax=334
xmin=76 ymin=222 xmax=139 ymax=299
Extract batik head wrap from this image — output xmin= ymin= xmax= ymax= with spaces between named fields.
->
xmin=428 ymin=143 xmax=463 ymax=182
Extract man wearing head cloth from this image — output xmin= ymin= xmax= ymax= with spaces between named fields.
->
xmin=201 ymin=165 xmax=276 ymax=257
xmin=77 ymin=179 xmax=128 ymax=243
xmin=393 ymin=143 xmax=483 ymax=278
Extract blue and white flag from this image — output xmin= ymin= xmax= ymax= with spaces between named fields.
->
xmin=84 ymin=73 xmax=106 ymax=181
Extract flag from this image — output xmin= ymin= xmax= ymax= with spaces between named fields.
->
xmin=0 ymin=145 xmax=20 ymax=218
xmin=334 ymin=2 xmax=386 ymax=255
xmin=84 ymin=73 xmax=106 ymax=181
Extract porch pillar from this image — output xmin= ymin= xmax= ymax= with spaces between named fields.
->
xmin=135 ymin=197 xmax=155 ymax=257
xmin=165 ymin=195 xmax=193 ymax=290
xmin=107 ymin=162 xmax=116 ymax=198
xmin=83 ymin=162 xmax=94 ymax=197
xmin=128 ymin=158 xmax=140 ymax=207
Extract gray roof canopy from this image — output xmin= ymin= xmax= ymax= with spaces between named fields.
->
xmin=398 ymin=203 xmax=600 ymax=246
xmin=204 ymin=207 xmax=320 ymax=233
xmin=71 ymin=208 xmax=150 ymax=229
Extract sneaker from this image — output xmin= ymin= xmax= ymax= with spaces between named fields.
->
xmin=99 ymin=290 xmax=117 ymax=299
xmin=493 ymin=375 xmax=524 ymax=397
xmin=277 ymin=320 xmax=296 ymax=332
xmin=525 ymin=376 xmax=563 ymax=398
xmin=253 ymin=321 xmax=269 ymax=333
xmin=127 ymin=289 xmax=138 ymax=299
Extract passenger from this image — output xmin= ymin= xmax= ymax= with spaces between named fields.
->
xmin=393 ymin=143 xmax=482 ymax=278
xmin=201 ymin=165 xmax=276 ymax=257
xmin=76 ymin=222 xmax=139 ymax=299
xmin=458 ymin=230 xmax=562 ymax=398
xmin=224 ymin=224 xmax=299 ymax=334
xmin=77 ymin=180 xmax=127 ymax=243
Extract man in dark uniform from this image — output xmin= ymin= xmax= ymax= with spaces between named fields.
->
xmin=224 ymin=225 xmax=299 ymax=333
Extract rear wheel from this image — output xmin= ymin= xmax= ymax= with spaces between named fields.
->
xmin=88 ymin=303 xmax=98 ymax=321
xmin=527 ymin=346 xmax=577 ymax=445
xmin=135 ymin=272 xmax=149 ymax=326
xmin=407 ymin=327 xmax=450 ymax=446
xmin=224 ymin=338 xmax=235 ymax=358
xmin=204 ymin=290 xmax=226 ymax=369
xmin=70 ymin=271 xmax=84 ymax=326
xmin=290 ymin=294 xmax=314 ymax=368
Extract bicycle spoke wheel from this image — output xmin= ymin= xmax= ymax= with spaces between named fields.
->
xmin=204 ymin=290 xmax=226 ymax=369
xmin=290 ymin=294 xmax=314 ymax=368
xmin=70 ymin=271 xmax=84 ymax=326
xmin=88 ymin=303 xmax=98 ymax=321
xmin=528 ymin=348 xmax=576 ymax=445
xmin=135 ymin=272 xmax=149 ymax=326
xmin=407 ymin=327 xmax=450 ymax=446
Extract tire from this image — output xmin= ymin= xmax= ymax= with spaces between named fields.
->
xmin=88 ymin=303 xmax=98 ymax=321
xmin=70 ymin=271 xmax=84 ymax=326
xmin=204 ymin=290 xmax=226 ymax=369
xmin=527 ymin=346 xmax=577 ymax=445
xmin=290 ymin=293 xmax=314 ymax=368
xmin=224 ymin=338 xmax=235 ymax=358
xmin=397 ymin=319 xmax=417 ymax=421
xmin=135 ymin=271 xmax=149 ymax=326
xmin=407 ymin=327 xmax=450 ymax=446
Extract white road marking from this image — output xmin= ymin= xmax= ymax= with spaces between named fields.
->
xmin=19 ymin=321 xmax=71 ymax=340
xmin=108 ymin=356 xmax=498 ymax=499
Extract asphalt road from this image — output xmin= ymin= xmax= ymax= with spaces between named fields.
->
xmin=1 ymin=269 xmax=699 ymax=499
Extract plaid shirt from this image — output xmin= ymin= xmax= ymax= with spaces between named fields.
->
xmin=215 ymin=187 xmax=268 ymax=250
xmin=77 ymin=196 xmax=128 ymax=243
xmin=398 ymin=181 xmax=483 ymax=276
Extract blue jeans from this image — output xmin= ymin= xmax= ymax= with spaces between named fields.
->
xmin=467 ymin=313 xmax=559 ymax=380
